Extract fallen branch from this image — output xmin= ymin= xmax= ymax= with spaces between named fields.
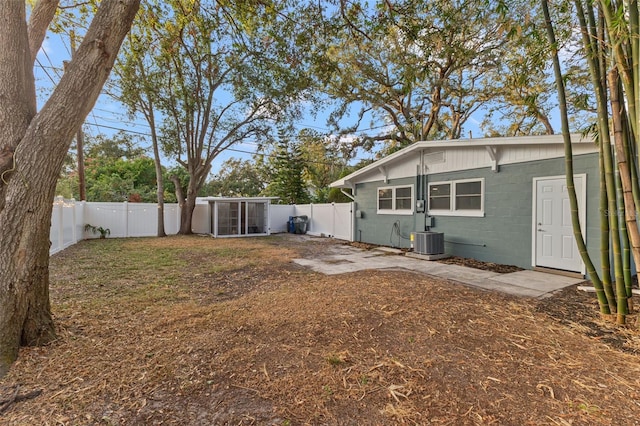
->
xmin=0 ymin=386 xmax=43 ymax=414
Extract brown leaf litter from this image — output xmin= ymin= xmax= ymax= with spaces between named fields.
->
xmin=1 ymin=234 xmax=640 ymax=425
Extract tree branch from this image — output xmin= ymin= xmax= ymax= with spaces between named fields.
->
xmin=28 ymin=0 xmax=60 ymax=66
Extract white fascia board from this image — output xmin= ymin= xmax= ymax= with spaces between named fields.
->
xmin=329 ymin=145 xmax=423 ymax=188
xmin=199 ymin=196 xmax=279 ymax=202
xmin=328 ymin=133 xmax=593 ymax=188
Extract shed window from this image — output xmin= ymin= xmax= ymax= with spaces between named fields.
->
xmin=377 ymin=185 xmax=414 ymax=215
xmin=428 ymin=179 xmax=484 ymax=217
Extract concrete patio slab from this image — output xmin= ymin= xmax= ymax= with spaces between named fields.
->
xmin=488 ymin=270 xmax=585 ymax=297
xmin=426 ymin=263 xmax=502 ymax=284
xmin=472 ymin=279 xmax=554 ymax=298
xmin=292 ymin=243 xmax=586 ymax=298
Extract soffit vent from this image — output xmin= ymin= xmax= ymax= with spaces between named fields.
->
xmin=424 ymin=151 xmax=445 ymax=165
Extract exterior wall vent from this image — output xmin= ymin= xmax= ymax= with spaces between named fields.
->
xmin=424 ymin=151 xmax=445 ymax=165
xmin=414 ymin=231 xmax=444 ymax=255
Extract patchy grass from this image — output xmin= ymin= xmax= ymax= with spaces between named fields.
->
xmin=1 ymin=234 xmax=640 ymax=425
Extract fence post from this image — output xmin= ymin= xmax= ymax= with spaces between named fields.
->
xmin=70 ymin=199 xmax=77 ymax=244
xmin=123 ymin=201 xmax=129 ymax=238
xmin=177 ymin=203 xmax=182 ymax=232
xmin=78 ymin=200 xmax=86 ymax=241
xmin=331 ymin=202 xmax=336 ymax=238
xmin=350 ymin=201 xmax=355 ymax=242
xmin=56 ymin=196 xmax=64 ymax=252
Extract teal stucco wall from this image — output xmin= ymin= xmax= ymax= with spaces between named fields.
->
xmin=353 ymin=176 xmax=424 ymax=248
xmin=353 ymin=153 xmax=600 ymax=272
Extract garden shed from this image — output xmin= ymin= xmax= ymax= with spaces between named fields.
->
xmin=198 ymin=197 xmax=278 ymax=238
xmin=330 ymin=134 xmax=600 ymax=276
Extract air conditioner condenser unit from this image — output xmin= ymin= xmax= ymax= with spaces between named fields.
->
xmin=414 ymin=231 xmax=444 ymax=255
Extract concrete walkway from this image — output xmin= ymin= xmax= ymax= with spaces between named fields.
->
xmin=293 ymin=243 xmax=585 ymax=299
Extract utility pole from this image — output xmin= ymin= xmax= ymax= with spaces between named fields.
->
xmin=70 ymin=31 xmax=86 ymax=200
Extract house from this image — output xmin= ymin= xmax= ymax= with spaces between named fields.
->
xmin=329 ymin=134 xmax=600 ymax=276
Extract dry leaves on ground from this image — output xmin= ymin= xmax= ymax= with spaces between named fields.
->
xmin=1 ymin=234 xmax=640 ymax=425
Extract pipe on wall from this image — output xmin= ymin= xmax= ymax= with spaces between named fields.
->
xmin=445 ymin=239 xmax=487 ymax=248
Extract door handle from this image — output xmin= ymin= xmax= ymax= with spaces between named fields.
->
xmin=538 ymin=229 xmax=545 ymax=232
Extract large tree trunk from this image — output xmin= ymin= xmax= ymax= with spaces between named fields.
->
xmin=180 ymin=192 xmax=197 ymax=235
xmin=155 ymin=170 xmax=166 ymax=237
xmin=170 ymin=174 xmax=193 ymax=235
xmin=179 ymin=178 xmax=201 ymax=235
xmin=0 ymin=0 xmax=140 ymax=378
xmin=173 ymin=164 xmax=210 ymax=235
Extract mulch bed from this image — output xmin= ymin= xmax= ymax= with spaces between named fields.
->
xmin=1 ymin=234 xmax=640 ymax=425
xmin=436 ymin=256 xmax=524 ymax=274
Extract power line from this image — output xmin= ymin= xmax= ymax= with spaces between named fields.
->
xmin=42 ymin=49 xmax=63 ymax=79
xmin=83 ymin=122 xmax=151 ymax=136
xmin=80 ymin=122 xmax=365 ymax=167
xmin=35 ymin=58 xmax=57 ymax=85
xmin=32 ymin=62 xmax=391 ymax=137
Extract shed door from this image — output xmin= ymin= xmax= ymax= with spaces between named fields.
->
xmin=534 ymin=177 xmax=584 ymax=272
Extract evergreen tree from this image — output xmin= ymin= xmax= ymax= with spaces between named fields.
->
xmin=263 ymin=137 xmax=310 ymax=205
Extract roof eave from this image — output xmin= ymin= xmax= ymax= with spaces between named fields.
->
xmin=328 ymin=133 xmax=594 ymax=188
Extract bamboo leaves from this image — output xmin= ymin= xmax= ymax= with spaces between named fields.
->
xmin=546 ymin=0 xmax=640 ymax=323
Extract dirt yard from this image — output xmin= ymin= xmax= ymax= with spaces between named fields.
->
xmin=2 ymin=234 xmax=640 ymax=425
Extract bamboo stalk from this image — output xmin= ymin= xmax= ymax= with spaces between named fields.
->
xmin=598 ymin=144 xmax=614 ymax=312
xmin=541 ymin=0 xmax=605 ymax=310
xmin=599 ymin=0 xmax=637 ymax=140
xmin=614 ymin=166 xmax=633 ymax=306
xmin=573 ymin=0 xmax=616 ymax=313
xmin=607 ymin=69 xmax=640 ymax=324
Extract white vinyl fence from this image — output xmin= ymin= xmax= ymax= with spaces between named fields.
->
xmin=50 ymin=198 xmax=353 ymax=255
xmin=83 ymin=202 xmax=181 ymax=238
xmin=292 ymin=203 xmax=354 ymax=241
xmin=270 ymin=204 xmax=296 ymax=233
xmin=49 ymin=197 xmax=83 ymax=255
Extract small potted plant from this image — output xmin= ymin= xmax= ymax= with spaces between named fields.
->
xmin=84 ymin=224 xmax=111 ymax=239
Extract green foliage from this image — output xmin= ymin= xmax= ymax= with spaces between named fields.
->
xmin=312 ymin=0 xmax=508 ymax=152
xmin=113 ymin=0 xmax=316 ymax=229
xmin=297 ymin=129 xmax=349 ymax=203
xmin=165 ymin=166 xmax=190 ymax=200
xmin=56 ymin=133 xmax=176 ymax=202
xmin=84 ymin=224 xmax=111 ymax=239
xmin=541 ymin=0 xmax=640 ymax=324
xmin=202 ymin=159 xmax=264 ymax=197
xmin=84 ymin=156 xmax=158 ymax=202
xmin=85 ymin=133 xmax=145 ymax=159
xmin=262 ymin=132 xmax=310 ymax=205
xmin=255 ymin=128 xmax=354 ymax=204
xmin=326 ymin=354 xmax=344 ymax=366
xmin=483 ymin=0 xmax=592 ymax=137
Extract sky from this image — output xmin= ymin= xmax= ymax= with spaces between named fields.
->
xmin=33 ymin=19 xmax=513 ymax=179
xmin=34 ymin=32 xmax=389 ymax=175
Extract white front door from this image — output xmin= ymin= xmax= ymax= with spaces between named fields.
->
xmin=534 ymin=176 xmax=585 ymax=272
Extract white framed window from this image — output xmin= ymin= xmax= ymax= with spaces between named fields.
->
xmin=377 ymin=185 xmax=414 ymax=215
xmin=428 ymin=178 xmax=484 ymax=217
